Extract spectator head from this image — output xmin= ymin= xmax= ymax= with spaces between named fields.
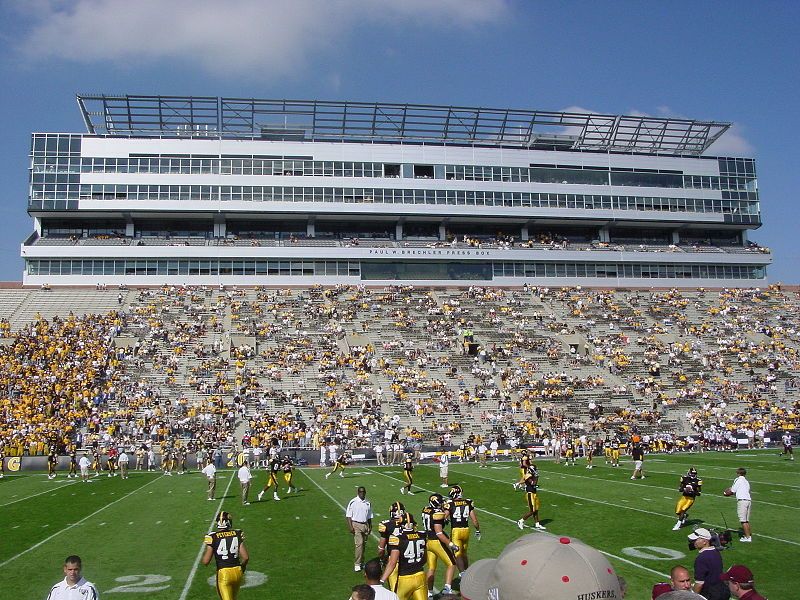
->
xmin=63 ymin=555 xmax=82 ymax=585
xmin=350 ymin=584 xmax=375 ymax=600
xmin=721 ymin=565 xmax=755 ymax=597
xmin=460 ymin=534 xmax=621 ymax=600
xmin=363 ymin=558 xmax=382 ymax=583
xmin=670 ymin=565 xmax=692 ymax=590
xmin=687 ymin=527 xmax=712 ymax=550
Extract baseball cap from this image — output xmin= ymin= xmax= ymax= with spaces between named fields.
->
xmin=687 ymin=528 xmax=712 ymax=541
xmin=720 ymin=565 xmax=754 ymax=584
xmin=460 ymin=534 xmax=622 ymax=600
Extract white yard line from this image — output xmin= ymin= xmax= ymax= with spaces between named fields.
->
xmin=0 ymin=475 xmax=164 ymax=568
xmin=365 ymin=467 xmax=672 ymax=578
xmin=0 ymin=480 xmax=78 ymax=507
xmin=445 ymin=465 xmax=800 ymax=548
xmin=177 ymin=470 xmax=237 ymax=600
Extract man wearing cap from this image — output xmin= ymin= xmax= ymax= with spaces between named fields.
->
xmin=688 ymin=528 xmax=729 ymax=600
xmin=723 ymin=467 xmax=752 ymax=543
xmin=460 ymin=533 xmax=622 ymax=600
xmin=720 ymin=565 xmax=766 ymax=600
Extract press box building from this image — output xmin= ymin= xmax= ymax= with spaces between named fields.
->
xmin=22 ymin=95 xmax=770 ymax=286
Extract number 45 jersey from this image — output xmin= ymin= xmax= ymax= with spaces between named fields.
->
xmin=204 ymin=529 xmax=245 ymax=569
xmin=388 ymin=530 xmax=427 ymax=576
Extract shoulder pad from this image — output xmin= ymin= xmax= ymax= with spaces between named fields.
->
xmin=388 ymin=534 xmax=400 ymax=546
xmin=204 ymin=534 xmax=213 ymax=545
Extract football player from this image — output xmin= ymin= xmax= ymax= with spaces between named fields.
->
xmin=380 ymin=513 xmax=427 ymax=600
xmin=517 ymin=464 xmax=546 ymax=530
xmin=47 ymin=446 xmax=58 ymax=479
xmin=107 ymin=446 xmax=118 ymax=477
xmin=610 ymin=437 xmax=621 ymax=467
xmin=421 ymin=493 xmax=461 ymax=596
xmin=447 ymin=485 xmax=480 ymax=568
xmin=257 ymin=455 xmax=281 ymax=501
xmin=401 ymin=451 xmax=414 ymax=495
xmin=673 ymin=467 xmax=702 ymax=530
xmin=281 ymin=456 xmax=296 ymax=493
xmin=780 ymin=432 xmax=794 ymax=460
xmin=67 ymin=448 xmax=78 ymax=478
xmin=377 ymin=501 xmax=406 ymax=590
xmin=325 ymin=450 xmax=351 ymax=479
xmin=201 ymin=511 xmax=249 ymax=600
xmin=513 ymin=449 xmax=531 ymax=489
xmin=91 ymin=447 xmax=102 ymax=478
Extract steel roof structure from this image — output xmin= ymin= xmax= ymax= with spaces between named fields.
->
xmin=76 ymin=94 xmax=730 ymax=155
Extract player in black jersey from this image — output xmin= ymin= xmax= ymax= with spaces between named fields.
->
xmin=202 ymin=511 xmax=249 ymax=600
xmin=377 ymin=501 xmax=406 ymax=590
xmin=281 ymin=456 xmax=296 ymax=493
xmin=380 ymin=513 xmax=427 ymax=600
xmin=67 ymin=449 xmax=78 ymax=478
xmin=326 ymin=451 xmax=351 ymax=479
xmin=421 ymin=493 xmax=461 ymax=596
xmin=257 ymin=456 xmax=281 ymax=501
xmin=517 ymin=465 xmax=546 ymax=530
xmin=401 ymin=452 xmax=414 ymax=495
xmin=673 ymin=467 xmax=702 ymax=530
xmin=513 ymin=449 xmax=531 ymax=489
xmin=47 ymin=447 xmax=58 ymax=479
xmin=447 ymin=485 xmax=480 ymax=568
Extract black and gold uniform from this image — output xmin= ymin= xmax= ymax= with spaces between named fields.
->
xmin=673 ymin=468 xmax=702 ymax=530
xmin=202 ymin=512 xmax=249 ymax=600
xmin=0 ymin=445 xmax=5 ymax=478
xmin=447 ymin=485 xmax=480 ymax=567
xmin=380 ymin=514 xmax=427 ymax=600
xmin=67 ymin=449 xmax=78 ymax=478
xmin=92 ymin=449 xmax=102 ymax=477
xmin=178 ymin=447 xmax=188 ymax=474
xmin=611 ymin=438 xmax=621 ymax=467
xmin=162 ymin=446 xmax=175 ymax=475
xmin=421 ymin=494 xmax=459 ymax=594
xmin=47 ymin=447 xmax=58 ymax=479
xmin=258 ymin=456 xmax=281 ymax=500
xmin=326 ymin=452 xmax=350 ymax=479
xmin=518 ymin=465 xmax=546 ymax=530
xmin=281 ymin=456 xmax=295 ymax=493
xmin=377 ymin=502 xmax=405 ymax=589
xmin=514 ymin=450 xmax=531 ymax=488
xmin=402 ymin=453 xmax=414 ymax=494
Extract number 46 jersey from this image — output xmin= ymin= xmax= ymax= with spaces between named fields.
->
xmin=388 ymin=530 xmax=427 ymax=576
xmin=204 ymin=529 xmax=245 ymax=569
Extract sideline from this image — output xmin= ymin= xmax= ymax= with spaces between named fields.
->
xmin=177 ymin=469 xmax=237 ymax=600
xmin=365 ymin=467 xmax=671 ymax=579
xmin=0 ymin=474 xmax=164 ymax=568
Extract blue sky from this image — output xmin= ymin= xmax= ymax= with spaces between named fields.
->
xmin=0 ymin=1 xmax=797 ymax=282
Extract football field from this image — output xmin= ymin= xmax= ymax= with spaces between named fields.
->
xmin=1 ymin=450 xmax=797 ymax=599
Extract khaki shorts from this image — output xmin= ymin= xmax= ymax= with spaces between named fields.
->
xmin=737 ymin=499 xmax=751 ymax=522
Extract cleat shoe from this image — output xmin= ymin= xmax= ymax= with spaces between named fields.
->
xmin=354 ymin=564 xmax=361 ymax=572
xmin=672 ymin=521 xmax=682 ymax=531
xmin=517 ymin=519 xmax=525 ymax=530
xmin=400 ymin=487 xmax=406 ymax=495
xmin=257 ymin=491 xmax=264 ymax=501
xmin=340 ymin=472 xmax=344 ymax=478
xmin=325 ymin=473 xmax=330 ymax=479
xmin=534 ymin=522 xmax=546 ymax=530
xmin=740 ymin=536 xmax=752 ymax=542
xmin=273 ymin=494 xmax=280 ymax=501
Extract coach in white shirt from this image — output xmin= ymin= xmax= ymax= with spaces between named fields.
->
xmin=201 ymin=458 xmax=217 ymax=500
xmin=724 ymin=467 xmax=752 ymax=542
xmin=78 ymin=455 xmax=91 ymax=482
xmin=46 ymin=555 xmax=98 ymax=600
xmin=237 ymin=461 xmax=253 ymax=505
xmin=345 ymin=486 xmax=373 ymax=572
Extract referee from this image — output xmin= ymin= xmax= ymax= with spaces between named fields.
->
xmin=46 ymin=555 xmax=99 ymax=600
xmin=346 ymin=486 xmax=373 ymax=572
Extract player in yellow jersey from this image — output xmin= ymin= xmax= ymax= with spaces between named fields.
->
xmin=513 ymin=449 xmax=531 ymax=489
xmin=202 ymin=511 xmax=249 ymax=600
xmin=673 ymin=467 xmax=702 ymax=530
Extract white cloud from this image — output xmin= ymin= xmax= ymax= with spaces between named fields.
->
xmin=12 ymin=0 xmax=508 ymax=78
xmin=704 ymin=123 xmax=755 ymax=157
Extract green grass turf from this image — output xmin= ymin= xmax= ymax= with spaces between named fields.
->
xmin=0 ymin=450 xmax=796 ymax=599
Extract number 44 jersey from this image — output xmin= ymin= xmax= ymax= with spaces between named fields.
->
xmin=204 ymin=529 xmax=245 ymax=569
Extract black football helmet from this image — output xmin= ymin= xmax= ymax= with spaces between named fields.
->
xmin=429 ymin=493 xmax=444 ymax=509
xmin=448 ymin=485 xmax=463 ymax=499
xmin=215 ymin=511 xmax=232 ymax=530
xmin=389 ymin=501 xmax=406 ymax=521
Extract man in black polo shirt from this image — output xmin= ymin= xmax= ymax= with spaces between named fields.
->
xmin=688 ymin=528 xmax=730 ymax=600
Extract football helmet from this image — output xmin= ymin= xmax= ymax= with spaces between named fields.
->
xmin=215 ymin=511 xmax=232 ymax=530
xmin=688 ymin=467 xmax=698 ymax=477
xmin=389 ymin=501 xmax=407 ymax=521
xmin=448 ymin=485 xmax=463 ymax=499
xmin=429 ymin=493 xmax=444 ymax=509
xmin=401 ymin=513 xmax=417 ymax=531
